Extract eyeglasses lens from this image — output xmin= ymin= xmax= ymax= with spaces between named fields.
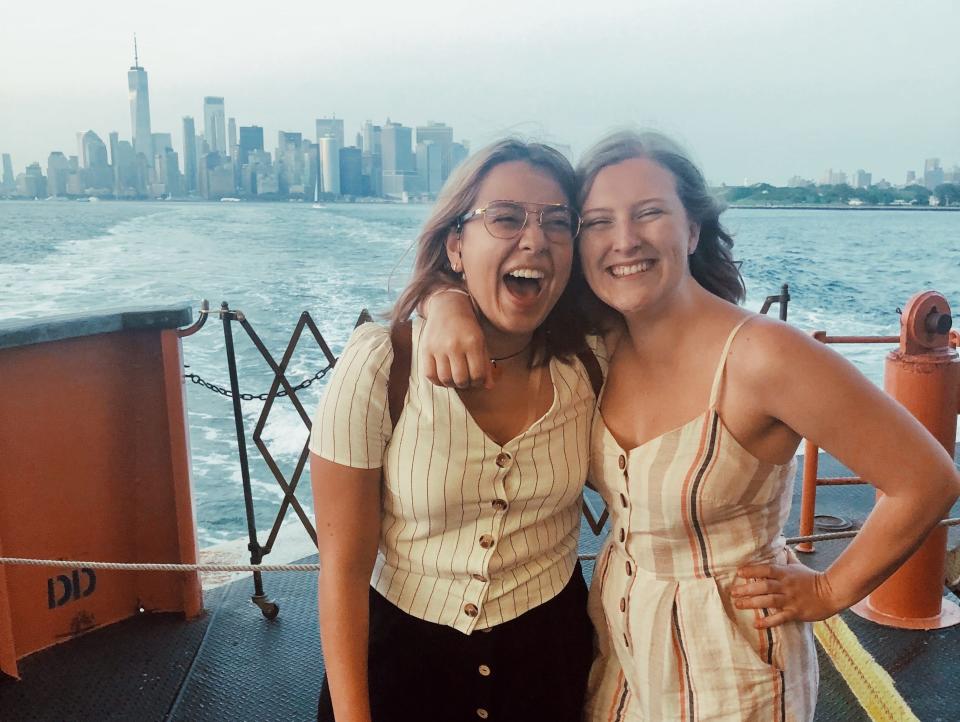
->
xmin=483 ymin=203 xmax=527 ymax=239
xmin=482 ymin=202 xmax=578 ymax=242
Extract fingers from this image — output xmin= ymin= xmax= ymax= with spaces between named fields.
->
xmin=448 ymin=355 xmax=473 ymax=389
xmin=422 ymin=354 xmax=440 ymax=386
xmin=731 ymin=578 xmax=779 ymax=600
xmin=466 ymin=352 xmax=493 ymax=390
xmin=754 ymin=609 xmax=792 ymax=629
xmin=737 ymin=564 xmax=783 ymax=581
xmin=734 ymin=593 xmax=783 ymax=611
xmin=434 ymin=357 xmax=454 ymax=387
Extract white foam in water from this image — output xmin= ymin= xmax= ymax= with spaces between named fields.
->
xmin=3 ymin=202 xmax=957 ymax=545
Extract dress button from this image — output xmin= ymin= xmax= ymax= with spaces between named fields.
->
xmin=618 ymin=528 xmax=626 ymax=543
xmin=479 ymin=534 xmax=495 ymax=549
xmin=495 ymin=452 xmax=511 ymax=468
xmin=618 ymin=454 xmax=626 ymax=470
xmin=620 ymin=598 xmax=626 ymax=613
xmin=619 ymin=493 xmax=628 ymax=508
xmin=625 ymin=561 xmax=633 ymax=576
xmin=491 ymin=498 xmax=508 ymax=511
xmin=464 ymin=603 xmax=479 ymax=617
xmin=478 ymin=664 xmax=491 ymax=676
xmin=472 ymin=573 xmax=488 ymax=582
xmin=477 ymin=709 xmax=489 ymax=720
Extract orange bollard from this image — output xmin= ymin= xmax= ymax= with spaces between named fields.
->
xmin=852 ymin=291 xmax=960 ymax=629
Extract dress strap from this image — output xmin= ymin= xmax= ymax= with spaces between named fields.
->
xmin=708 ymin=316 xmax=753 ymax=409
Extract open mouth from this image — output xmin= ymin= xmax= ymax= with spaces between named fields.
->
xmin=609 ymin=260 xmax=657 ymax=278
xmin=503 ymin=268 xmax=545 ymax=301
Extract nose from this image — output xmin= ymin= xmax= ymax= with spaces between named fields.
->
xmin=611 ymin=217 xmax=641 ymax=254
xmin=517 ymin=213 xmax=550 ymax=253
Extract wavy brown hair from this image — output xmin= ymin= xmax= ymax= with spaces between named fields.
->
xmin=575 ymin=130 xmax=746 ymax=326
xmin=391 ymin=138 xmax=589 ymax=365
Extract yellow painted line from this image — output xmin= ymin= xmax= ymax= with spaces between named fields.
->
xmin=813 ymin=616 xmax=919 ymax=722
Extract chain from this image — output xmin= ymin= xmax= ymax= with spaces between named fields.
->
xmin=183 ymin=364 xmax=332 ymax=402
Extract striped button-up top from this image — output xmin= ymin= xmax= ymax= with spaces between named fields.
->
xmin=310 ymin=318 xmax=605 ymax=633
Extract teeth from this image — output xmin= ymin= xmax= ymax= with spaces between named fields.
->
xmin=507 ymin=268 xmax=545 ymax=279
xmin=610 ymin=261 xmax=653 ymax=277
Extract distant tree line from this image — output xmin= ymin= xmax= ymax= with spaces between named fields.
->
xmin=719 ymin=183 xmax=960 ymax=207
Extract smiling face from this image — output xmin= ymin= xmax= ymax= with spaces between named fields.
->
xmin=445 ymin=160 xmax=574 ymax=350
xmin=578 ymin=156 xmax=700 ymax=318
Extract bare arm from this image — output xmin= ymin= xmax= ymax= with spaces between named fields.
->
xmin=420 ymin=290 xmax=492 ymax=389
xmin=732 ymin=321 xmax=960 ymax=626
xmin=311 ymin=453 xmax=381 ymax=722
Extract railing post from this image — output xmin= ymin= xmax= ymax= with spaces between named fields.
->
xmin=852 ymin=291 xmax=960 ymax=629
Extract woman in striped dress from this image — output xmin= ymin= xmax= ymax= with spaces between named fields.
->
xmin=310 ymin=139 xmax=605 ymax=722
xmin=422 ymin=131 xmax=960 ymax=721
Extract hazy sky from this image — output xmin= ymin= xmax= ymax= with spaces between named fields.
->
xmin=2 ymin=0 xmax=958 ymax=185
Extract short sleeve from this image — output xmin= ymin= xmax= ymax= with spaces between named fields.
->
xmin=309 ymin=322 xmax=394 ymax=469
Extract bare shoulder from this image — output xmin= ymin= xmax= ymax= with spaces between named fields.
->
xmin=731 ymin=314 xmax=834 ymax=368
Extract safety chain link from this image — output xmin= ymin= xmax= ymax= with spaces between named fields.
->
xmin=183 ymin=364 xmax=332 ymax=402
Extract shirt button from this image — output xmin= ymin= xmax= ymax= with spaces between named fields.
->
xmin=620 ymin=597 xmax=627 ymax=613
xmin=619 ymin=493 xmax=629 ymax=508
xmin=625 ymin=561 xmax=633 ymax=576
xmin=477 ymin=709 xmax=489 ymax=719
xmin=479 ymin=534 xmax=495 ymax=549
xmin=491 ymin=498 xmax=508 ymax=511
xmin=472 ymin=573 xmax=488 ymax=582
xmin=618 ymin=528 xmax=626 ymax=543
xmin=478 ymin=664 xmax=491 ymax=676
xmin=618 ymin=454 xmax=626 ymax=470
xmin=495 ymin=452 xmax=511 ymax=468
xmin=464 ymin=603 xmax=479 ymax=617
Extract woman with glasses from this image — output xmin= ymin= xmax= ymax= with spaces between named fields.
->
xmin=421 ymin=131 xmax=960 ymax=721
xmin=310 ymin=139 xmax=604 ymax=722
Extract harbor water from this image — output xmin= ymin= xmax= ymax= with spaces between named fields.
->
xmin=1 ymin=200 xmax=957 ymax=545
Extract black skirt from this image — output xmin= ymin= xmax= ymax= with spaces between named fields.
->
xmin=318 ymin=562 xmax=593 ymax=722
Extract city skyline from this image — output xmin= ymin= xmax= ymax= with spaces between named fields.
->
xmin=2 ymin=0 xmax=958 ymax=187
xmin=1 ymin=42 xmax=955 ymax=196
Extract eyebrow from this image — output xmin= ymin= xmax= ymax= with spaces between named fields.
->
xmin=581 ymin=198 xmax=668 ymax=215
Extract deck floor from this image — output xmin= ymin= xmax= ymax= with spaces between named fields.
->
xmin=2 ymin=449 xmax=958 ymax=721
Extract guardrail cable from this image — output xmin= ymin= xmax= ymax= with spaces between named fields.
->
xmin=3 ymin=517 xmax=958 ymax=572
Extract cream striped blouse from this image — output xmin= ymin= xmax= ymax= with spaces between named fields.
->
xmin=310 ymin=318 xmax=606 ymax=633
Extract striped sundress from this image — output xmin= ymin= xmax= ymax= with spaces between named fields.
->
xmin=584 ymin=318 xmax=818 ymax=722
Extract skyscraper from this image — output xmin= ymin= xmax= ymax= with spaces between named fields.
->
xmin=182 ymin=117 xmax=197 ymax=194
xmin=382 ymin=121 xmax=416 ymax=198
xmin=203 ymin=97 xmax=227 ymax=155
xmin=319 ymin=136 xmax=341 ymax=195
xmin=416 ymin=122 xmax=454 ymax=182
xmin=339 ymin=147 xmax=362 ymax=196
xmin=238 ymin=126 xmax=264 ymax=165
xmin=2 ymin=154 xmax=14 ymax=191
xmin=382 ymin=121 xmax=414 ymax=173
xmin=316 ymin=117 xmax=345 ymax=148
xmin=416 ymin=140 xmax=443 ymax=194
xmin=127 ymin=36 xmax=153 ymax=159
xmin=924 ymin=158 xmax=944 ymax=190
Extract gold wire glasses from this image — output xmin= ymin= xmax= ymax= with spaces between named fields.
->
xmin=458 ymin=200 xmax=581 ymax=243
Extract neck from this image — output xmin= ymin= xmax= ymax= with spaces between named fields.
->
xmin=480 ymin=322 xmax=534 ymax=363
xmin=621 ymin=279 xmax=708 ymax=359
